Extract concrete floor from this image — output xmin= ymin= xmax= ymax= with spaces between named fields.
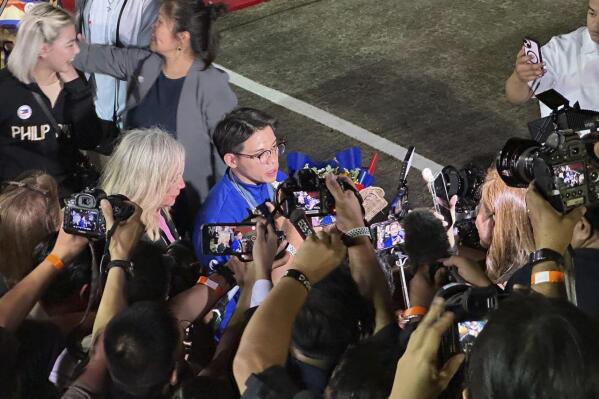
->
xmin=216 ymin=0 xmax=587 ymax=207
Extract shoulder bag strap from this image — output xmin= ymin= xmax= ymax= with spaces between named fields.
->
xmin=31 ymin=91 xmax=64 ymax=135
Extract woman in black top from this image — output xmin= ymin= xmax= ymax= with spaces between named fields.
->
xmin=0 ymin=3 xmax=102 ymax=197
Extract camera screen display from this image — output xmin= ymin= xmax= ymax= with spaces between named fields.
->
xmin=67 ymin=208 xmax=100 ymax=232
xmin=371 ymin=220 xmax=405 ymax=250
xmin=204 ymin=224 xmax=257 ymax=255
xmin=554 ymin=163 xmax=585 ymax=189
xmin=293 ymin=191 xmax=322 ymax=215
xmin=458 ymin=320 xmax=487 ymax=354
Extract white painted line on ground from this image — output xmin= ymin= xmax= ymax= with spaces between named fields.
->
xmin=216 ymin=64 xmax=443 ymax=173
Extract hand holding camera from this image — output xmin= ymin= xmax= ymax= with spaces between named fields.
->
xmin=324 ymin=174 xmax=365 ymax=233
xmin=390 ymin=298 xmax=464 ymax=399
xmin=292 ymin=231 xmax=347 ymax=284
xmin=525 ymin=183 xmax=586 ymax=254
xmin=100 ymin=199 xmax=144 ymax=261
xmin=51 ymin=223 xmax=89 ymax=266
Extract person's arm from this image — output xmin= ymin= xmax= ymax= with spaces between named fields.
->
xmin=505 ymin=48 xmax=545 ymax=105
xmin=137 ymin=0 xmax=160 ymax=47
xmin=60 ymin=67 xmax=103 ymax=150
xmin=525 ymin=184 xmax=585 ymax=298
xmin=91 ymin=200 xmax=144 ymax=339
xmin=233 ymin=230 xmax=347 ymax=394
xmin=325 ymin=174 xmax=394 ymax=331
xmin=74 ymin=40 xmax=153 ymax=81
xmin=201 ymin=68 xmax=238 ymax=136
xmin=0 ymin=228 xmax=87 ymax=332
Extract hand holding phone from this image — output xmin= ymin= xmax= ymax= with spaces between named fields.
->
xmin=514 ymin=37 xmax=545 ymax=84
xmin=522 ymin=37 xmax=542 ymax=64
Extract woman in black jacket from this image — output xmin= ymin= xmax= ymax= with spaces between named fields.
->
xmin=0 ymin=3 xmax=102 ymax=197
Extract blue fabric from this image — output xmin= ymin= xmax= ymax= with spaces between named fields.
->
xmin=126 ymin=72 xmax=184 ymax=137
xmin=192 ymin=169 xmax=287 ymax=267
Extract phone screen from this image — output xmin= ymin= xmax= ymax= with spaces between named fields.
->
xmin=202 ymin=224 xmax=285 ymax=256
xmin=202 ymin=224 xmax=258 ymax=255
xmin=370 ymin=219 xmax=405 ymax=250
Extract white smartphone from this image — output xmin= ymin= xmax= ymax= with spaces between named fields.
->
xmin=522 ymin=37 xmax=542 ymax=64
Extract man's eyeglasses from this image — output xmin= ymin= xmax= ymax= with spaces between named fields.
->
xmin=234 ymin=141 xmax=286 ymax=164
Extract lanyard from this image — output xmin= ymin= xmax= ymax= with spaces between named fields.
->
xmin=227 ymin=169 xmax=275 ymax=213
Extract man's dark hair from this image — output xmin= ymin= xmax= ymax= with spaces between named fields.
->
xmin=326 ymin=325 xmax=401 ymax=399
xmin=213 ymin=107 xmax=278 ymax=159
xmin=403 ymin=209 xmax=450 ymax=266
xmin=468 ymin=294 xmax=599 ymax=399
xmin=292 ymin=266 xmax=374 ymax=362
xmin=104 ymin=301 xmax=180 ymax=397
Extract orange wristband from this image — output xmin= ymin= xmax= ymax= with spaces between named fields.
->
xmin=197 ymin=276 xmax=224 ymax=297
xmin=403 ymin=306 xmax=427 ymax=318
xmin=45 ymin=253 xmax=64 ymax=271
xmin=531 ymin=271 xmax=565 ymax=285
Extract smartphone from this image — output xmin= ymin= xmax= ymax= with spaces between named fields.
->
xmin=201 ymin=223 xmax=285 ymax=256
xmin=370 ymin=219 xmax=405 ymax=251
xmin=431 ymin=171 xmax=453 ymax=228
xmin=522 ymin=37 xmax=542 ymax=64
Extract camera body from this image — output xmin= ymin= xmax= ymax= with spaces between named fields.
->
xmin=63 ymin=188 xmax=134 ymax=239
xmin=497 ymin=130 xmax=599 ymax=212
xmin=279 ymin=168 xmax=354 ymax=217
xmin=438 ymin=283 xmax=502 ymax=361
xmin=433 ymin=164 xmax=485 ymax=247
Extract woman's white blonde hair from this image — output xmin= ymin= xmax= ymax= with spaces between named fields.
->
xmin=100 ymin=128 xmax=186 ymax=241
xmin=7 ymin=3 xmax=73 ymax=84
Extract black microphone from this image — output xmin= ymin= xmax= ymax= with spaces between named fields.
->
xmin=403 ymin=209 xmax=450 ymax=267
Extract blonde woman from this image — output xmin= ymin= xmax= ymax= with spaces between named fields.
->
xmin=0 ymin=3 xmax=102 ymax=197
xmin=443 ymin=168 xmax=535 ymax=287
xmin=100 ymin=128 xmax=185 ymax=247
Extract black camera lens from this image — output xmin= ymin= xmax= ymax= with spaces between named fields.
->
xmin=496 ymin=138 xmax=540 ymax=188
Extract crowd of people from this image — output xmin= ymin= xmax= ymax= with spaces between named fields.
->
xmin=1 ymin=0 xmax=599 ymax=398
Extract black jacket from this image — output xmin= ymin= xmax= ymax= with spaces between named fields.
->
xmin=0 ymin=69 xmax=102 ymax=195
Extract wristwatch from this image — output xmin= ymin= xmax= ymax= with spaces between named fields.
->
xmin=528 ymin=248 xmax=564 ymax=267
xmin=341 ymin=227 xmax=371 ymax=247
xmin=106 ymin=260 xmax=135 ymax=279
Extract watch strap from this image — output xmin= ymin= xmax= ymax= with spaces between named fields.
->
xmin=106 ymin=260 xmax=134 ymax=278
xmin=528 ymin=248 xmax=564 ymax=267
xmin=342 ymin=227 xmax=371 ymax=247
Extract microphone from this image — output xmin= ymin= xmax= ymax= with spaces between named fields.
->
xmin=403 ymin=209 xmax=450 ymax=267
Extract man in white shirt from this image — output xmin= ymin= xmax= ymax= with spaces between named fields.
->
xmin=505 ymin=0 xmax=599 ymax=117
xmin=76 ymin=0 xmax=159 ymax=124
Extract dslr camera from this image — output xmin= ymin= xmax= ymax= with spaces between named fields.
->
xmin=433 ymin=164 xmax=485 ymax=247
xmin=496 ymin=130 xmax=599 ymax=212
xmin=279 ymin=168 xmax=354 ymax=217
xmin=63 ymin=188 xmax=134 ymax=239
